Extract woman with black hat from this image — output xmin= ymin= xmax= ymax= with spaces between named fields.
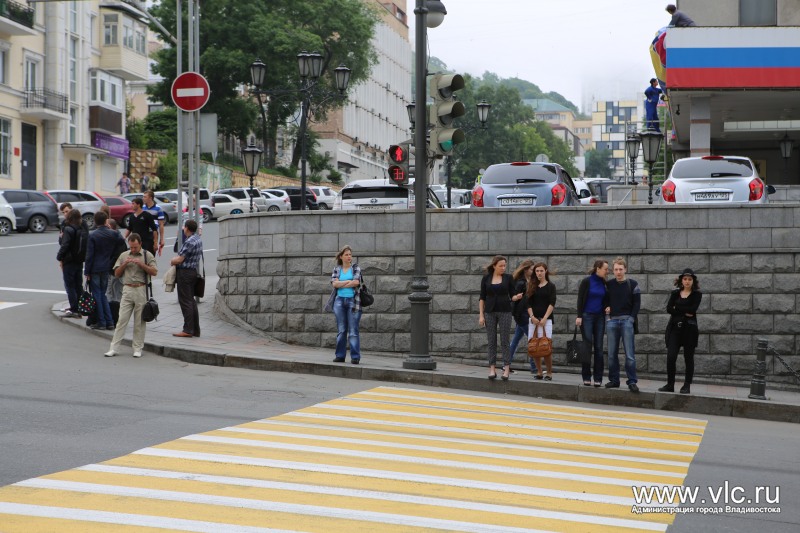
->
xmin=660 ymin=268 xmax=702 ymax=394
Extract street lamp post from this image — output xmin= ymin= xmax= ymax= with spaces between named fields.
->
xmin=241 ymin=141 xmax=263 ymax=213
xmin=404 ymin=0 xmax=447 ymax=371
xmin=625 ymin=133 xmax=640 ymax=186
xmin=779 ymin=133 xmax=793 ymax=181
xmin=639 ymin=130 xmax=663 ymax=204
xmin=250 ymin=59 xmax=270 ymax=168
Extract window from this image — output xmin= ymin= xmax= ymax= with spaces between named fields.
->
xmin=123 ymin=18 xmax=134 ymax=49
xmin=0 ymin=118 xmax=9 ymax=176
xmin=104 ymin=14 xmax=118 ymax=45
xmin=90 ymin=71 xmax=123 ymax=110
xmin=740 ymin=0 xmax=776 ymax=26
xmin=0 ymin=48 xmax=6 ymax=85
xmin=90 ymin=14 xmax=96 ymax=46
xmin=69 ymin=38 xmax=77 ymax=100
xmin=69 ymin=108 xmax=77 ymax=144
xmin=69 ymin=1 xmax=78 ymax=33
xmin=24 ymin=59 xmax=37 ymax=89
xmin=135 ymin=23 xmax=146 ymax=54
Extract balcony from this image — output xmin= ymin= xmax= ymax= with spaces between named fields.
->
xmin=20 ymin=89 xmax=69 ymax=121
xmin=0 ymin=0 xmax=36 ymax=35
xmin=89 ymin=105 xmax=123 ymax=135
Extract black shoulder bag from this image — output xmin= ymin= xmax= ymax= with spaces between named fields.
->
xmin=142 ymin=251 xmax=160 ymax=322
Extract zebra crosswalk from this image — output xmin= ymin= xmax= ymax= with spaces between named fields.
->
xmin=0 ymin=386 xmax=707 ymax=532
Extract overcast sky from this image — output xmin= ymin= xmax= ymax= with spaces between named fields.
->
xmin=408 ymin=0 xmax=669 ymax=112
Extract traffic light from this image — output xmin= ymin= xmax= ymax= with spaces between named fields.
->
xmin=428 ymin=73 xmax=466 ymax=157
xmin=387 ymin=143 xmax=410 ymax=185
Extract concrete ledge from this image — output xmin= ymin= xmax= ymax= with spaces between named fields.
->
xmin=654 ymin=392 xmax=735 ymax=417
xmin=731 ymin=398 xmax=800 ymax=424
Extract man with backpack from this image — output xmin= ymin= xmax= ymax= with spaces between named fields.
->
xmin=84 ymin=211 xmax=127 ymax=330
xmin=57 ymin=209 xmax=88 ymax=318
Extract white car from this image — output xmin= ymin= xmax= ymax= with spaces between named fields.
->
xmin=333 ymin=178 xmax=443 ymax=210
xmin=573 ymin=178 xmax=599 ymax=205
xmin=0 ymin=201 xmax=16 ymax=236
xmin=658 ymin=155 xmax=775 ymax=204
xmin=209 ymin=193 xmax=250 ymax=218
xmin=309 ymin=186 xmax=338 ymax=210
xmin=260 ymin=190 xmax=292 ymax=211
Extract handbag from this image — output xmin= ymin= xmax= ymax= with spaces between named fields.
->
xmin=77 ymin=282 xmax=96 ymax=316
xmin=527 ymin=323 xmax=552 ymax=358
xmin=142 ymin=276 xmax=159 ymax=322
xmin=359 ymin=282 xmax=374 ymax=307
xmin=194 ymin=251 xmax=206 ymax=298
xmin=565 ymin=326 xmax=592 ymax=365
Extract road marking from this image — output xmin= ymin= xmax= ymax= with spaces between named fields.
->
xmin=0 ymin=242 xmax=57 ymax=251
xmin=0 ymin=387 xmax=705 ymax=532
xmin=0 ymin=302 xmax=25 ymax=311
xmin=0 ymin=287 xmax=65 ymax=295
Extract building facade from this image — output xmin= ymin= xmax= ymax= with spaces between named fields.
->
xmin=0 ymin=1 xmax=147 ymax=194
xmin=591 ymin=99 xmax=643 ymax=179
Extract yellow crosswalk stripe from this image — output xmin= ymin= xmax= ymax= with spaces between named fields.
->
xmin=0 ymin=386 xmax=706 ymax=532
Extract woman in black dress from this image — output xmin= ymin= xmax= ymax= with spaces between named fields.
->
xmin=659 ymin=268 xmax=702 ymax=394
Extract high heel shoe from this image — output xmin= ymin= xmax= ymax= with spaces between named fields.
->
xmin=488 ymin=372 xmax=497 ymax=380
xmin=501 ymin=366 xmax=510 ymax=381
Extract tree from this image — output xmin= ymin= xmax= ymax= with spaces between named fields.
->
xmin=585 ymin=149 xmax=614 ymax=179
xmin=147 ymin=0 xmax=379 ymax=167
xmin=142 ymin=108 xmax=179 ymax=151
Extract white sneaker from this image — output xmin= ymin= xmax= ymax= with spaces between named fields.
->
xmin=104 ymin=350 xmax=117 ymax=357
xmin=133 ymin=351 xmax=142 ymax=358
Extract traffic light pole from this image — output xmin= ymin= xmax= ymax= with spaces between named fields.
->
xmin=404 ymin=0 xmax=436 ymax=371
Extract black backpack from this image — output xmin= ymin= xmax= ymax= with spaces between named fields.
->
xmin=69 ymin=224 xmax=89 ymax=262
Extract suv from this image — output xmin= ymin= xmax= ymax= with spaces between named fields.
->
xmin=0 ymin=189 xmax=59 ymax=233
xmin=0 ymin=198 xmax=15 ymax=236
xmin=45 ymin=190 xmax=106 ymax=229
xmin=309 ymin=186 xmax=337 ymax=210
xmin=572 ymin=178 xmax=599 ymax=205
xmin=333 ymin=179 xmax=443 ymax=210
xmin=214 ymin=187 xmax=269 ymax=212
xmin=471 ymin=162 xmax=580 ymax=208
xmin=274 ymin=186 xmax=319 ymax=210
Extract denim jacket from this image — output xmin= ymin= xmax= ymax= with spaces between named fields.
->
xmin=323 ymin=263 xmax=363 ymax=313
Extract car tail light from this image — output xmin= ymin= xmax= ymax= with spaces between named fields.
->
xmin=510 ymin=162 xmax=531 ymax=166
xmin=551 ymin=183 xmax=567 ymax=205
xmin=472 ymin=186 xmax=484 ymax=207
xmin=702 ymin=155 xmax=724 ymax=160
xmin=749 ymin=178 xmax=765 ymax=201
xmin=589 ymin=197 xmax=599 ymax=204
xmin=662 ymin=180 xmax=677 ymax=202
xmin=309 ymin=189 xmax=317 ymax=200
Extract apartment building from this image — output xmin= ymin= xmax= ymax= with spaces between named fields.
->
xmin=591 ymin=99 xmax=643 ymax=179
xmin=0 ymin=1 xmax=147 ymax=194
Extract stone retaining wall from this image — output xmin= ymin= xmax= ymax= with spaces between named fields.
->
xmin=216 ymin=204 xmax=800 ymax=383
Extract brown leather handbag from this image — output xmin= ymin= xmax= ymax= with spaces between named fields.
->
xmin=527 ymin=324 xmax=552 ymax=358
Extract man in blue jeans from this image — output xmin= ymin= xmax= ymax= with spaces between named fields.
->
xmin=605 ymin=257 xmax=641 ymax=392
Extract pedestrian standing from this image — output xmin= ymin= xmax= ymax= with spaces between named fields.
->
xmin=324 ymin=245 xmax=364 ymax=364
xmin=56 ymin=209 xmax=87 ymax=318
xmin=577 ymin=259 xmax=609 ymax=387
xmin=105 ymin=233 xmax=158 ymax=358
xmin=526 ymin=262 xmax=556 ymax=380
xmin=645 ymin=78 xmax=663 ymax=132
xmin=117 ymin=172 xmax=132 ymax=195
xmin=509 ymin=260 xmax=537 ymax=375
xmin=605 ymin=257 xmax=642 ymax=392
xmin=666 ymin=4 xmax=696 ymax=27
xmin=125 ymin=198 xmax=159 ymax=256
xmin=170 ymin=219 xmax=202 ymax=338
xmin=142 ymin=190 xmax=166 ymax=256
xmin=84 ymin=211 xmax=126 ymax=330
xmin=660 ymin=268 xmax=702 ymax=394
xmin=479 ymin=255 xmax=514 ymax=380
xmin=105 ymin=219 xmax=127 ymax=326
xmin=140 ymin=173 xmax=150 ymax=192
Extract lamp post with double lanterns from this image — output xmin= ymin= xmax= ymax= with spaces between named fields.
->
xmin=779 ymin=133 xmax=793 ymax=182
xmin=249 ymin=52 xmax=351 ymax=210
xmin=625 ymin=133 xmax=640 ymax=186
xmin=639 ymin=129 xmax=663 ymax=204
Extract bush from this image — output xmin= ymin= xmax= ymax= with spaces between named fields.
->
xmin=327 ymin=169 xmax=343 ymax=185
xmin=156 ymin=151 xmax=179 ymax=190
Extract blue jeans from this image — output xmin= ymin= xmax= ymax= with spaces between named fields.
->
xmin=581 ymin=313 xmax=606 ymax=383
xmin=89 ymin=272 xmax=112 ymax=327
xmin=509 ymin=323 xmax=537 ymax=372
xmin=333 ymin=296 xmax=361 ymax=360
xmin=62 ymin=263 xmax=83 ymax=313
xmin=607 ymin=316 xmax=637 ymax=385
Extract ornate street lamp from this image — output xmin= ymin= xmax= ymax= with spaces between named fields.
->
xmin=241 ymin=141 xmax=263 ymax=213
xmin=476 ymin=100 xmax=491 ymax=127
xmin=625 ymin=133 xmax=640 ymax=185
xmin=406 ymin=101 xmax=416 ymax=131
xmin=639 ymin=130 xmax=663 ymax=204
xmin=779 ymin=133 xmax=793 ymax=181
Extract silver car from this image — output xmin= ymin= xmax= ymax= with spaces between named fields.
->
xmin=471 ymin=162 xmax=580 ymax=208
xmin=309 ymin=186 xmax=337 ymax=210
xmin=46 ymin=189 xmax=106 ymax=229
xmin=659 ymin=156 xmax=775 ymax=204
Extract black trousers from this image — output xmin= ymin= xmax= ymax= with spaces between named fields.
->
xmin=666 ymin=329 xmax=696 ymax=385
xmin=176 ymin=267 xmax=200 ymax=336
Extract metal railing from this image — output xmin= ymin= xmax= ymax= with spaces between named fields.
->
xmin=0 ymin=0 xmax=35 ymax=28
xmin=23 ymin=88 xmax=69 ymax=114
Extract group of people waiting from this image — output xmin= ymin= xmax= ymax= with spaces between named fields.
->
xmin=479 ymin=256 xmax=701 ymax=394
xmin=56 ymin=190 xmax=203 ymax=359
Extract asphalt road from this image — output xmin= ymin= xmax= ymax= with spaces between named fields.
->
xmin=0 ymin=220 xmax=798 ymax=532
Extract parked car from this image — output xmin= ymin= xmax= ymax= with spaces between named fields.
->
xmin=573 ymin=178 xmax=600 ymax=205
xmin=103 ymin=196 xmax=135 ymax=228
xmin=0 ymin=199 xmax=15 ymax=236
xmin=45 ymin=189 xmax=106 ymax=229
xmin=434 ymin=187 xmax=472 ymax=208
xmin=333 ymin=179 xmax=443 ymax=210
xmin=584 ymin=178 xmax=616 ymax=204
xmin=0 ymin=189 xmax=59 ymax=233
xmin=160 ymin=189 xmax=188 ymax=208
xmin=259 ymin=189 xmax=291 ymax=211
xmin=273 ymin=185 xmax=319 ymax=210
xmin=309 ymin=186 xmax=337 ymax=210
xmin=658 ymin=155 xmax=775 ymax=204
xmin=122 ymin=193 xmax=178 ymax=224
xmin=213 ymin=187 xmax=270 ymax=212
xmin=471 ymin=162 xmax=580 ymax=208
xmin=210 ymin=193 xmax=249 ymax=218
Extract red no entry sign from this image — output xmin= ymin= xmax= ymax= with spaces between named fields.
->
xmin=171 ymin=72 xmax=210 ymax=112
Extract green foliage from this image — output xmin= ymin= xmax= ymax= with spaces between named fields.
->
xmin=327 ymin=169 xmax=343 ymax=185
xmin=127 ymin=118 xmax=148 ymax=150
xmin=156 ymin=151 xmax=179 ymax=189
xmin=585 ymin=149 xmax=614 ymax=179
xmin=143 ymin=108 xmax=179 ymax=150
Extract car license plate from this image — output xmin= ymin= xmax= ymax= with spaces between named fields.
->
xmin=694 ymin=192 xmax=729 ymax=201
xmin=358 ymin=205 xmax=386 ymax=210
xmin=500 ymin=197 xmax=533 ymax=206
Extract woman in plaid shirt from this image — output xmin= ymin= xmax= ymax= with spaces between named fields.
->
xmin=324 ymin=245 xmax=363 ymax=364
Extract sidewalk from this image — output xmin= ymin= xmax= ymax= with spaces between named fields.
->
xmin=53 ymin=278 xmax=800 ymax=424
